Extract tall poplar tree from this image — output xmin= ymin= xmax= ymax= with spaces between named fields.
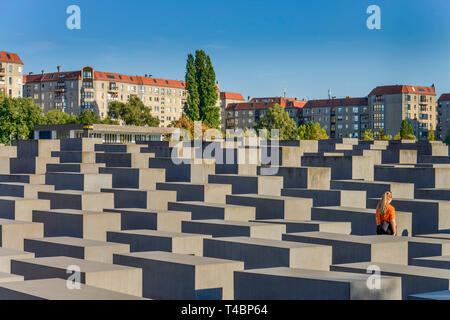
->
xmin=184 ymin=54 xmax=200 ymax=121
xmin=183 ymin=50 xmax=220 ymax=128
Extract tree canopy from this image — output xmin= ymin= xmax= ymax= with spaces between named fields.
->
xmin=0 ymin=96 xmax=45 ymax=144
xmin=378 ymin=128 xmax=391 ymax=141
xmin=108 ymin=96 xmax=159 ymax=127
xmin=183 ymin=50 xmax=220 ymax=128
xmin=445 ymin=131 xmax=450 ymax=145
xmin=298 ymin=122 xmax=329 ymax=140
xmin=398 ymin=120 xmax=417 ymax=140
xmin=427 ymin=130 xmax=436 ymax=141
xmin=253 ymin=104 xmax=298 ymax=140
xmin=362 ymin=129 xmax=374 ymax=141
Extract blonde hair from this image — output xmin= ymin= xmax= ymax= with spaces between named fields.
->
xmin=376 ymin=192 xmax=392 ymax=217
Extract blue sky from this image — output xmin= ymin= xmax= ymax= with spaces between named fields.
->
xmin=3 ymin=0 xmax=450 ymax=99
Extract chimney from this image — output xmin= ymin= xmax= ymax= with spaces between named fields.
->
xmin=57 ymin=66 xmax=62 ymax=73
xmin=247 ymin=96 xmax=252 ymax=102
xmin=28 ymin=72 xmax=33 ymax=75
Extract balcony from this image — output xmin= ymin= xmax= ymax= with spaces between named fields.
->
xmin=0 ymin=67 xmax=5 ymax=76
xmin=55 ymin=86 xmax=66 ymax=92
xmin=108 ymin=86 xmax=119 ymax=92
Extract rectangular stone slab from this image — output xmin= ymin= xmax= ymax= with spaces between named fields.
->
xmin=0 ymin=197 xmax=50 ymax=221
xmin=182 ymin=220 xmax=286 ymax=241
xmin=23 ymin=237 xmax=130 ymax=264
xmin=107 ymin=230 xmax=210 ymax=256
xmin=283 ymin=232 xmax=408 ymax=265
xmin=203 ymin=237 xmax=332 ymax=270
xmin=367 ymin=197 xmax=450 ymax=235
xmin=258 ymin=166 xmax=331 ymax=190
xmin=0 ymin=278 xmax=145 ymax=300
xmin=99 ymin=167 xmax=166 ymax=189
xmin=0 ymin=248 xmax=35 ymax=273
xmin=208 ymin=174 xmax=283 ymax=196
xmin=310 ymin=206 xmax=412 ymax=236
xmin=113 ymin=251 xmax=244 ymax=300
xmin=281 ymin=189 xmax=366 ymax=208
xmin=100 ymin=188 xmax=176 ymax=211
xmin=330 ymin=180 xmax=414 ymax=200
xmin=330 ymin=261 xmax=450 ymax=299
xmin=103 ymin=208 xmax=191 ymax=232
xmin=0 ymin=272 xmax=24 ymax=284
xmin=156 ymin=182 xmax=232 ymax=204
xmin=0 ymin=219 xmax=44 ymax=250
xmin=11 ymin=256 xmax=142 ymax=297
xmin=226 ymin=194 xmax=312 ymax=220
xmin=45 ymin=172 xmax=112 ymax=192
xmin=32 ymin=209 xmax=121 ymax=241
xmin=0 ymin=183 xmax=54 ymax=199
xmin=38 ymin=191 xmax=114 ymax=211
xmin=249 ymin=219 xmax=351 ymax=234
xmin=234 ymin=267 xmax=401 ymax=300
xmin=168 ymin=201 xmax=255 ymax=221
xmin=46 ymin=163 xmax=105 ymax=174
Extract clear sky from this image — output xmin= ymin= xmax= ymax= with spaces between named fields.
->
xmin=3 ymin=0 xmax=450 ymax=99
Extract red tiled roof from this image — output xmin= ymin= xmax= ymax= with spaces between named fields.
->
xmin=226 ymin=97 xmax=307 ymax=111
xmin=438 ymin=93 xmax=450 ymax=102
xmin=24 ymin=71 xmax=82 ymax=83
xmin=0 ymin=51 xmax=23 ymax=65
xmin=369 ymin=85 xmax=436 ymax=96
xmin=94 ymin=71 xmax=185 ymax=88
xmin=304 ymin=97 xmax=368 ymax=108
xmin=220 ymin=92 xmax=245 ymax=101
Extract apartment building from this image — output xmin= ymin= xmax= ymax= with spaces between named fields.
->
xmin=300 ymin=97 xmax=369 ymax=139
xmin=218 ymin=91 xmax=245 ymax=128
xmin=437 ymin=93 xmax=450 ymax=140
xmin=225 ymin=97 xmax=306 ymax=130
xmin=24 ymin=66 xmax=188 ymax=127
xmin=0 ymin=51 xmax=24 ymax=98
xmin=368 ymin=85 xmax=437 ymax=140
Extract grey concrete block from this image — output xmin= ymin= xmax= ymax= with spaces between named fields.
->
xmin=259 ymin=166 xmax=331 ymax=190
xmin=283 ymin=232 xmax=408 ymax=265
xmin=38 ymin=191 xmax=114 ymax=211
xmin=0 ymin=197 xmax=50 ymax=221
xmin=156 ymin=182 xmax=231 ymax=203
xmin=182 ymin=220 xmax=286 ymax=240
xmin=415 ymin=188 xmax=450 ymax=201
xmin=208 ymin=174 xmax=283 ymax=196
xmin=310 ymin=206 xmax=412 ymax=236
xmin=32 ymin=209 xmax=121 ymax=241
xmin=367 ymin=198 xmax=450 ymax=235
xmin=226 ymin=194 xmax=312 ymax=220
xmin=234 ymin=267 xmax=401 ymax=300
xmin=45 ymin=172 xmax=112 ymax=192
xmin=24 ymin=237 xmax=130 ymax=264
xmin=0 ymin=248 xmax=34 ymax=273
xmin=249 ymin=219 xmax=351 ymax=234
xmin=11 ymin=256 xmax=142 ymax=296
xmin=167 ymin=201 xmax=255 ymax=221
xmin=113 ymin=251 xmax=243 ymax=300
xmin=410 ymin=255 xmax=450 ymax=270
xmin=281 ymin=189 xmax=366 ymax=208
xmin=103 ymin=208 xmax=191 ymax=233
xmin=330 ymin=180 xmax=414 ymax=200
xmin=0 ymin=182 xmax=54 ymax=199
xmin=0 ymin=219 xmax=44 ymax=251
xmin=374 ymin=166 xmax=450 ymax=188
xmin=204 ymin=237 xmax=332 ymax=270
xmin=330 ymin=261 xmax=450 ymax=300
xmin=10 ymin=157 xmax=59 ymax=174
xmin=0 ymin=278 xmax=145 ymax=300
xmin=46 ymin=163 xmax=105 ymax=174
xmin=0 ymin=272 xmax=23 ymax=284
xmin=107 ymin=230 xmax=209 ymax=256
xmin=100 ymin=188 xmax=176 ymax=211
xmin=99 ymin=167 xmax=166 ymax=189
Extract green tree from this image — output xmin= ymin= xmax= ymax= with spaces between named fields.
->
xmin=183 ymin=54 xmax=200 ymax=121
xmin=298 ymin=123 xmax=329 ymax=140
xmin=445 ymin=131 xmax=450 ymax=145
xmin=76 ymin=110 xmax=101 ymax=124
xmin=254 ymin=104 xmax=298 ymax=140
xmin=427 ymin=130 xmax=436 ymax=141
xmin=362 ymin=129 xmax=374 ymax=141
xmin=0 ymin=96 xmax=45 ymax=144
xmin=107 ymin=97 xmax=159 ymax=127
xmin=378 ymin=128 xmax=391 ymax=141
xmin=399 ymin=120 xmax=417 ymax=140
xmin=45 ymin=109 xmax=77 ymax=125
xmin=183 ymin=50 xmax=220 ymax=128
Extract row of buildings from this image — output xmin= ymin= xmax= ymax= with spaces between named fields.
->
xmin=227 ymin=86 xmax=450 ymax=141
xmin=0 ymin=51 xmax=245 ymax=128
xmin=1 ymin=50 xmax=450 ymax=141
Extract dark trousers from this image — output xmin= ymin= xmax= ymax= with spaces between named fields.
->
xmin=377 ymin=222 xmax=393 ymax=235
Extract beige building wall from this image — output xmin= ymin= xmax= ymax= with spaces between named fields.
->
xmin=0 ymin=53 xmax=23 ymax=98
